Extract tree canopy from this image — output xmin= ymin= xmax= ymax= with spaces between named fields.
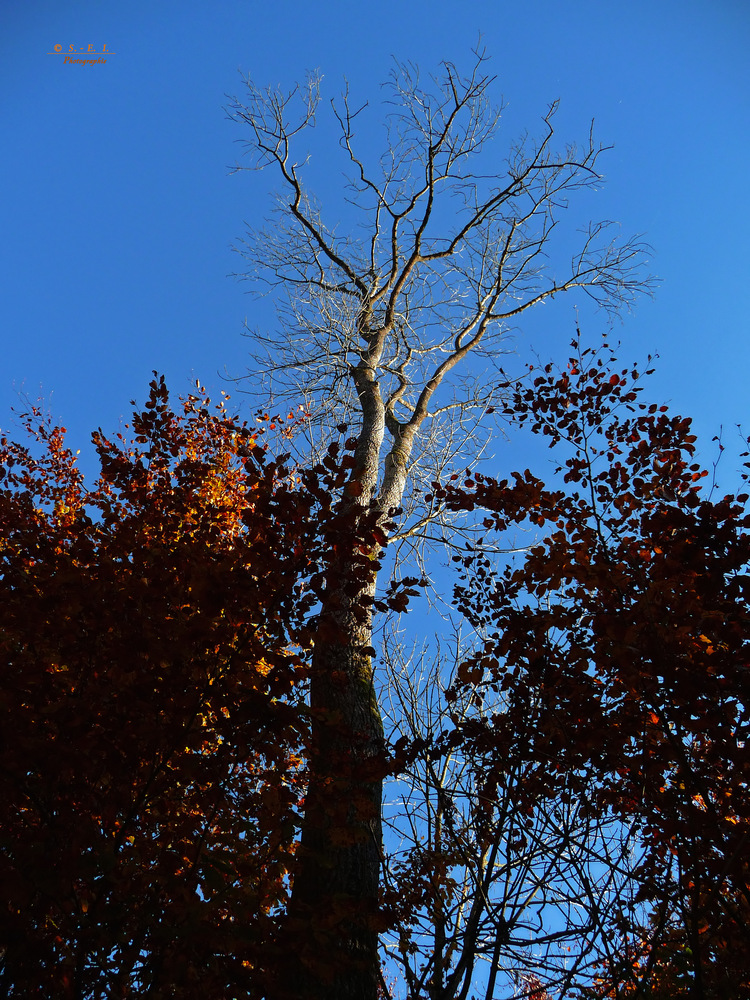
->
xmin=424 ymin=338 xmax=750 ymax=998
xmin=1 ymin=344 xmax=748 ymax=998
xmin=0 ymin=380 xmax=319 ymax=997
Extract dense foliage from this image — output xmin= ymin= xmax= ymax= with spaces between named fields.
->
xmin=1 ymin=345 xmax=748 ymax=998
xmin=0 ymin=380 xmax=321 ymax=997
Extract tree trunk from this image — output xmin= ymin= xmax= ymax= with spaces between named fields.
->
xmin=283 ymin=355 xmax=402 ymax=1000
xmin=287 ymin=569 xmax=384 ymax=1000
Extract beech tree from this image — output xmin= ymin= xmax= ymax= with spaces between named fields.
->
xmin=227 ymin=51 xmax=651 ymax=999
xmin=0 ymin=381 xmax=322 ymax=997
xmin=419 ymin=339 xmax=750 ymax=998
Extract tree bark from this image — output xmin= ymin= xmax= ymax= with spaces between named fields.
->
xmin=285 ymin=505 xmax=387 ymax=997
xmin=289 ymin=612 xmax=384 ymax=1000
xmin=283 ymin=360 xmax=388 ymax=998
xmin=284 ymin=348 xmax=415 ymax=999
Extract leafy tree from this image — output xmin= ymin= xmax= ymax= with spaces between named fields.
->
xmin=0 ymin=379 xmax=323 ymax=997
xmin=412 ymin=337 xmax=750 ymax=998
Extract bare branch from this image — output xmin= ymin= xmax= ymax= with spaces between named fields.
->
xmin=227 ymin=50 xmax=652 ymax=554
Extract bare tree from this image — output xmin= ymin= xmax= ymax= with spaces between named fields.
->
xmin=377 ymin=634 xmax=652 ymax=1000
xmin=227 ymin=49 xmax=650 ymax=1000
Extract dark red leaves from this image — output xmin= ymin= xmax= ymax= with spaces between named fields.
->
xmin=441 ymin=338 xmax=750 ymax=995
xmin=0 ymin=380 xmax=346 ymax=998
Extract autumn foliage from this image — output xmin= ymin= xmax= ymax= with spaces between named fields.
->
xmin=434 ymin=339 xmax=750 ymax=996
xmin=0 ymin=379 xmax=322 ymax=997
xmin=1 ymin=343 xmax=749 ymax=998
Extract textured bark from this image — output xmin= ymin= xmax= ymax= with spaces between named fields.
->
xmin=283 ymin=364 xmax=386 ymax=998
xmin=289 ymin=616 xmax=384 ymax=1000
xmin=284 ymin=359 xmax=413 ymax=1000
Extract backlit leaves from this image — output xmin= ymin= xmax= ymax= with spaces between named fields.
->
xmin=439 ymin=338 xmax=750 ymax=995
xmin=0 ymin=378 xmax=326 ymax=998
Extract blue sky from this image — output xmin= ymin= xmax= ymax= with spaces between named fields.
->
xmin=2 ymin=0 xmax=749 ymax=486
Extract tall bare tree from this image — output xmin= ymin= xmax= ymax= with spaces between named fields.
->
xmin=227 ymin=50 xmax=650 ymax=1000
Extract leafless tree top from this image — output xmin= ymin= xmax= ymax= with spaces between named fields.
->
xmin=226 ymin=49 xmax=652 ymax=563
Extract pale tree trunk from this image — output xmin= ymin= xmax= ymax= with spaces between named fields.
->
xmin=285 ymin=314 xmax=481 ymax=998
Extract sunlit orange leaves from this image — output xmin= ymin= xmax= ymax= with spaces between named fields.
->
xmin=0 ymin=377 xmax=330 ymax=998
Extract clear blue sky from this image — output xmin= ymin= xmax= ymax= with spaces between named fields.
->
xmin=2 ymin=0 xmax=749 ymax=485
